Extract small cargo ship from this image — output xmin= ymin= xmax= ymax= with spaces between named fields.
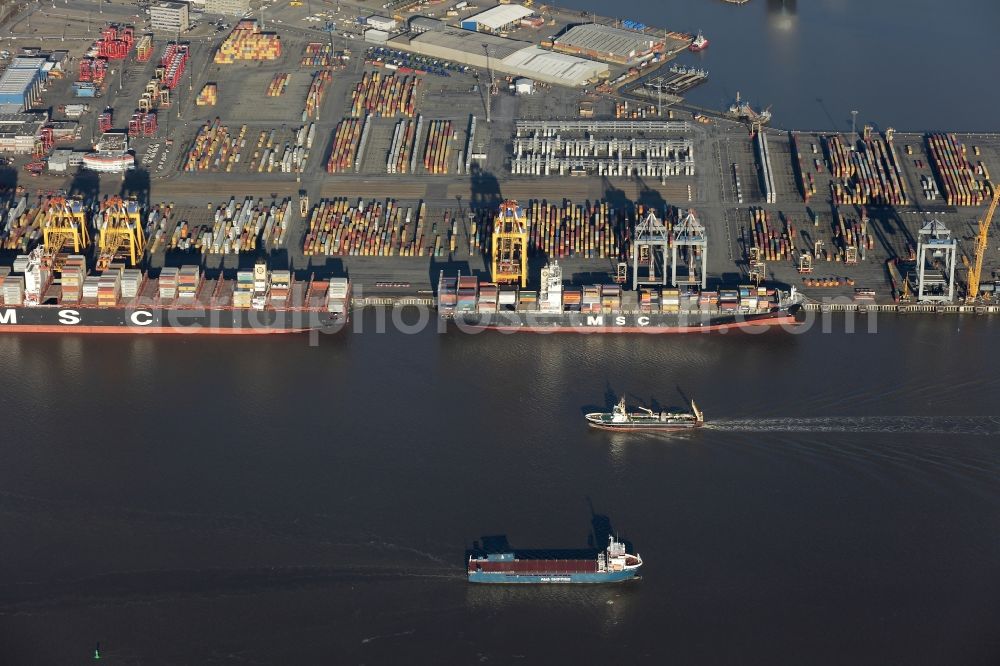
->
xmin=728 ymin=91 xmax=772 ymax=125
xmin=689 ymin=31 xmax=709 ymax=52
xmin=586 ymin=397 xmax=704 ymax=431
xmin=468 ymin=536 xmax=642 ymax=584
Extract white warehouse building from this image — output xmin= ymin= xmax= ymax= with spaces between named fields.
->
xmin=460 ymin=4 xmax=533 ymax=33
xmin=389 ymin=29 xmax=608 ymax=87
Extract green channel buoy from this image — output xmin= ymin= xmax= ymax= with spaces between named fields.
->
xmin=94 ymin=642 xmax=101 ymax=659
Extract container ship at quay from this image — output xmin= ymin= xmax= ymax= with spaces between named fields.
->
xmin=438 ymin=260 xmax=803 ymax=334
xmin=468 ymin=536 xmax=642 ymax=584
xmin=0 ymin=249 xmax=350 ymax=334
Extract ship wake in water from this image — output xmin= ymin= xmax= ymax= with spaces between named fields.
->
xmin=708 ymin=416 xmax=1000 ymax=436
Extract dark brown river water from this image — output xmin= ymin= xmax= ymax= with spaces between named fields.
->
xmin=0 ymin=311 xmax=998 ymax=664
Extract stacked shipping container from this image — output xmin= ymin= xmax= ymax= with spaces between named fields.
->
xmin=195 ymin=83 xmax=218 ymax=106
xmin=385 ymin=118 xmax=418 ymax=174
xmin=926 ymin=133 xmax=987 ymax=206
xmin=326 ymin=117 xmax=365 ymax=173
xmin=213 ymin=20 xmax=281 ymax=64
xmin=301 ymin=42 xmax=338 ymax=67
xmin=825 ymin=133 xmax=908 ymax=206
xmin=748 ymin=207 xmax=793 ymax=262
xmin=303 ymin=198 xmax=456 ymax=257
xmin=422 ymin=119 xmax=451 ymax=174
xmin=304 ymin=70 xmax=332 ymax=120
xmin=267 ymin=73 xmax=289 ymax=97
xmin=183 ymin=119 xmax=247 ymax=172
xmin=351 ymin=71 xmax=420 ymax=118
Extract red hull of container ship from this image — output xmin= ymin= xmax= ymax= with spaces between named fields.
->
xmin=0 ymin=305 xmax=348 ymax=335
xmin=0 ymin=325 xmax=320 ymax=335
xmin=460 ymin=313 xmax=801 ymax=334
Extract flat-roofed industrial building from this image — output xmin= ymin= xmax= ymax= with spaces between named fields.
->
xmin=0 ymin=61 xmax=45 ymax=113
xmin=365 ymin=15 xmax=397 ymax=32
xmin=553 ymin=23 xmax=665 ymax=65
xmin=0 ymin=113 xmax=47 ymax=153
xmin=390 ymin=29 xmax=608 ymax=87
xmin=203 ymin=0 xmax=250 ymax=16
xmin=408 ymin=16 xmax=445 ymax=34
xmin=460 ymin=4 xmax=534 ymax=34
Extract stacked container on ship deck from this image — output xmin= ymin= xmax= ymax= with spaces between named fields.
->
xmin=234 ymin=270 xmax=253 ymax=308
xmin=158 ymin=267 xmax=178 ymax=300
xmin=2 ymin=273 xmax=24 ymax=305
xmin=678 ymin=290 xmax=698 ymax=312
xmin=97 ymin=273 xmax=120 ymax=307
xmin=637 ymin=288 xmax=656 ymax=313
xmin=477 ymin=283 xmax=498 ymax=313
xmin=581 ymin=286 xmax=601 ymax=314
xmin=82 ymin=276 xmax=100 ymax=302
xmin=499 ymin=286 xmax=518 ymax=312
xmin=60 ymin=256 xmax=86 ymax=302
xmin=661 ymin=288 xmax=680 ymax=313
xmin=738 ymin=285 xmax=757 ymax=311
xmin=562 ymin=289 xmax=581 ymax=312
xmin=457 ymin=276 xmax=478 ymax=312
xmin=698 ymin=291 xmax=718 ymax=312
xmin=518 ymin=290 xmax=538 ymax=311
xmin=270 ymin=270 xmax=291 ymax=308
xmin=601 ymin=285 xmax=622 ymax=313
xmin=121 ymin=269 xmax=142 ymax=300
xmin=437 ymin=276 xmax=457 ymax=314
xmin=718 ymin=289 xmax=739 ymax=313
xmin=327 ymin=278 xmax=349 ymax=314
xmin=177 ymin=266 xmax=200 ymax=300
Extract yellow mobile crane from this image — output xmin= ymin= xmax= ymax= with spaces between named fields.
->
xmin=965 ymin=186 xmax=999 ymax=304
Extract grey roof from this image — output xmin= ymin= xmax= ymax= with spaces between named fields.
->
xmin=10 ymin=56 xmax=47 ymax=70
xmin=500 ymin=47 xmax=607 ymax=86
xmin=0 ymin=113 xmax=45 ymax=134
xmin=0 ymin=113 xmax=45 ymax=125
xmin=409 ymin=16 xmax=444 ymax=31
xmin=554 ymin=23 xmax=659 ymax=57
xmin=0 ymin=68 xmax=40 ymax=95
xmin=409 ymin=28 xmax=530 ymax=60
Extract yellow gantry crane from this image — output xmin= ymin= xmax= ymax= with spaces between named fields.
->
xmin=491 ymin=200 xmax=528 ymax=287
xmin=966 ymin=186 xmax=1000 ymax=304
xmin=41 ymin=196 xmax=90 ymax=270
xmin=96 ymin=196 xmax=145 ymax=271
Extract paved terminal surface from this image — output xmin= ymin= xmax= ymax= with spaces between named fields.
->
xmin=3 ymin=0 xmax=1000 ymax=305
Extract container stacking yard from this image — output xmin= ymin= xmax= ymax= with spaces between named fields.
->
xmin=5 ymin=2 xmax=1000 ymax=316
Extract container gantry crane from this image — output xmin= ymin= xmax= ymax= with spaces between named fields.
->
xmin=491 ymin=200 xmax=528 ymax=287
xmin=96 ymin=196 xmax=145 ymax=270
xmin=41 ymin=196 xmax=89 ymax=270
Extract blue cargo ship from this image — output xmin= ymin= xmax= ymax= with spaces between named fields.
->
xmin=467 ymin=536 xmax=642 ymax=584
